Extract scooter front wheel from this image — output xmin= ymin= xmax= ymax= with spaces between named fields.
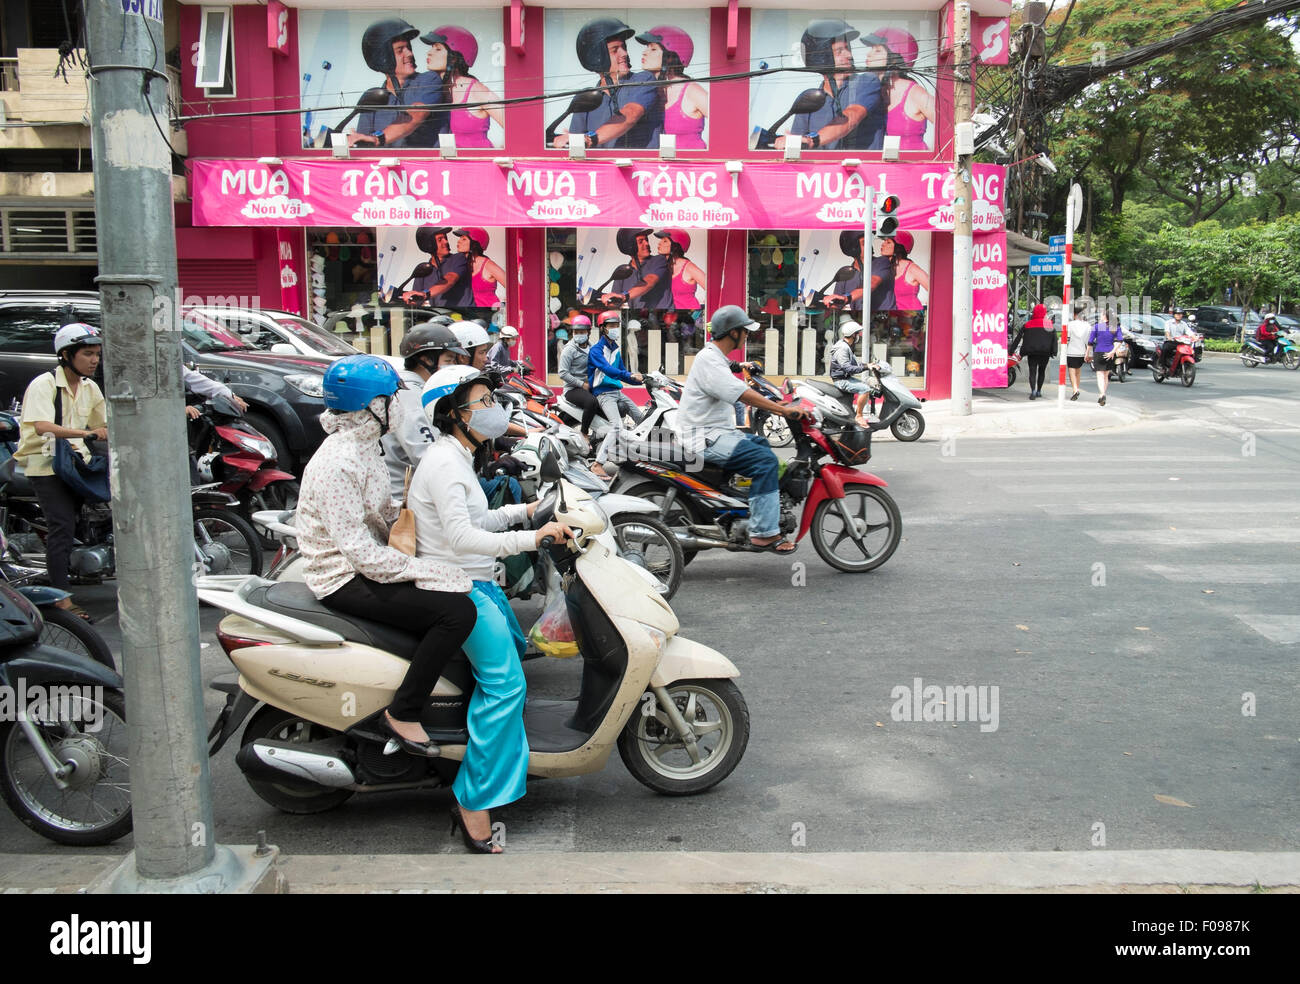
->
xmin=1181 ymin=362 xmax=1196 ymax=387
xmin=1284 ymin=350 xmax=1300 ymax=370
xmin=759 ymin=411 xmax=794 ymax=449
xmin=808 ymin=485 xmax=902 ymax=573
xmin=618 ymin=679 xmax=749 ymax=796
xmin=890 ymin=409 xmax=925 ymax=442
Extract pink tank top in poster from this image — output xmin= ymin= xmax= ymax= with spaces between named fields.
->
xmin=893 ymin=262 xmax=923 ymax=311
xmin=671 ymin=267 xmax=699 ymax=309
xmin=449 ymin=83 xmax=492 ymax=148
xmin=471 ymin=261 xmax=499 ymax=307
xmin=663 ymin=88 xmax=705 ymax=149
xmin=887 ymin=81 xmax=928 ymax=151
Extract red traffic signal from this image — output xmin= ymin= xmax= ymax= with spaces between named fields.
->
xmin=874 ymin=194 xmax=901 ymax=237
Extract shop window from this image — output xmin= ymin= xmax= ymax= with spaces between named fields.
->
xmin=196 ymin=6 xmax=235 ymax=97
xmin=746 ymin=230 xmax=835 ymax=380
xmin=307 ymin=227 xmax=378 ymax=327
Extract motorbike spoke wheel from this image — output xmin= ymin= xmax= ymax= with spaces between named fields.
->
xmin=1152 ymin=367 xmax=1165 ymax=383
xmin=610 ymin=515 xmax=684 ymax=601
xmin=622 ymin=482 xmax=701 ymax=567
xmin=1181 ymin=362 xmax=1196 ymax=387
xmin=39 ymin=607 xmax=116 ymax=670
xmin=809 ymin=486 xmax=902 ymax=573
xmin=890 ymin=409 xmax=926 ymax=442
xmin=239 ymin=706 xmax=354 ymax=813
xmin=194 ymin=508 xmax=264 ymax=577
xmin=617 ymin=680 xmax=749 ymax=796
xmin=0 ymin=687 xmax=131 ymax=845
xmin=760 ymin=412 xmax=794 ymax=449
xmin=1284 ymin=351 xmax=1300 ymax=370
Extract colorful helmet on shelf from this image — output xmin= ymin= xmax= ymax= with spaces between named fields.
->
xmin=576 ymin=17 xmax=636 ymax=74
xmin=323 ymin=355 xmax=402 ymax=412
xmin=362 ymin=18 xmax=420 ymax=75
xmin=420 ymin=25 xmax=478 ymax=67
xmin=635 ymin=25 xmax=694 ymax=70
xmin=801 ymin=19 xmax=860 ymax=72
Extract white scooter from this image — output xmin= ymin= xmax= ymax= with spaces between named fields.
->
xmin=795 ymin=363 xmax=926 ymax=442
xmin=200 ymin=449 xmax=748 ymax=811
xmin=555 ymin=369 xmax=683 ymax=448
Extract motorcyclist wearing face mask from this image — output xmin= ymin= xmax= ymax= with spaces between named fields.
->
xmin=410 ymin=365 xmax=572 ymax=852
xmin=558 ymin=315 xmax=600 ymax=437
xmin=297 ymin=355 xmax=477 ymax=759
xmin=383 ymin=320 xmax=468 ymax=497
xmin=587 ymin=311 xmax=645 ymax=479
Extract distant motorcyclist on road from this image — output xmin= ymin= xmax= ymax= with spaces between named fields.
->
xmin=827 ymin=320 xmax=875 ymax=427
xmin=1256 ymin=314 xmax=1280 ymax=361
xmin=1160 ymin=308 xmax=1189 ymax=371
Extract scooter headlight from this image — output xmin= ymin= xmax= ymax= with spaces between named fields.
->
xmin=637 ymin=622 xmax=669 ymax=655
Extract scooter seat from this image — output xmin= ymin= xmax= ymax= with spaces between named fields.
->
xmin=619 ymin=429 xmax=694 ymax=469
xmin=255 ymin=581 xmax=422 ymax=658
xmin=801 ymin=378 xmax=852 ymax=405
xmin=0 ymin=456 xmax=34 ymax=497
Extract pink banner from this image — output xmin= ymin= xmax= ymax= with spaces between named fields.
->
xmin=971 ymin=229 xmax=1008 ymax=388
xmin=191 ymin=160 xmax=1007 ymax=233
xmin=275 ymin=229 xmax=302 ymax=315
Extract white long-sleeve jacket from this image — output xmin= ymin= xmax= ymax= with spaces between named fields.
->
xmin=297 ymin=405 xmax=471 ymax=599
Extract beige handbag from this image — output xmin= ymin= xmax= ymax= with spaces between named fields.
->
xmin=388 ymin=468 xmax=417 ymax=556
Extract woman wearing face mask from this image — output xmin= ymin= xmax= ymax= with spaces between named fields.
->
xmin=557 ymin=315 xmax=600 ymax=438
xmin=411 ymin=366 xmax=571 ymax=853
xmin=297 ymin=356 xmax=477 ymax=759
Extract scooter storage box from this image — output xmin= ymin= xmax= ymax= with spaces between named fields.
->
xmin=821 ymin=425 xmax=872 ymax=465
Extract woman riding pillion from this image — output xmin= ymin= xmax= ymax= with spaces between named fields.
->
xmin=412 ymin=365 xmax=572 ymax=853
xmin=587 ymin=312 xmax=645 ymax=480
xmin=297 ymin=355 xmax=477 ymax=760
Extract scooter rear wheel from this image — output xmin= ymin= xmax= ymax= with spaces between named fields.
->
xmin=610 ymin=514 xmax=684 ymax=601
xmin=622 ymin=483 xmax=701 ymax=567
xmin=618 ymin=679 xmax=749 ymax=795
xmin=239 ymin=706 xmax=354 ymax=814
xmin=759 ymin=411 xmax=794 ymax=449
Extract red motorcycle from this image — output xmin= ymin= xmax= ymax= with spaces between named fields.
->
xmin=189 ymin=395 xmax=299 ymax=518
xmin=494 ymin=358 xmax=557 ymax=408
xmin=1152 ymin=332 xmax=1197 ymax=387
xmin=613 ymin=378 xmax=902 ymax=573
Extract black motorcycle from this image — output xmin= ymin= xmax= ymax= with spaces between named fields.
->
xmin=0 ymin=580 xmax=131 ymax=845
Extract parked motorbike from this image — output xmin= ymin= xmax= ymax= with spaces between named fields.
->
xmin=0 ymin=580 xmax=131 ymax=845
xmin=188 ymin=394 xmax=299 ymax=518
xmin=1153 ymin=332 xmax=1198 ymax=386
xmin=1240 ymin=334 xmax=1299 ymax=370
xmin=200 ymin=453 xmax=748 ymax=811
xmin=613 ymin=382 xmax=902 ymax=572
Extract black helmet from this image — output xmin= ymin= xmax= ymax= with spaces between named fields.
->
xmin=709 ymin=304 xmax=759 ymax=340
xmin=362 ymin=18 xmax=420 ymax=76
xmin=801 ymin=19 xmax=859 ymax=72
xmin=616 ymin=227 xmax=652 ymax=256
xmin=415 ymin=226 xmax=452 ymax=253
xmin=839 ymin=230 xmax=865 ymax=258
xmin=576 ymin=17 xmax=636 ymax=74
xmin=401 ymin=322 xmax=468 ymax=367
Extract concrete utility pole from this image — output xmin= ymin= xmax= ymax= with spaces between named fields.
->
xmin=950 ymin=2 xmax=974 ymax=415
xmin=83 ymin=0 xmax=277 ymax=893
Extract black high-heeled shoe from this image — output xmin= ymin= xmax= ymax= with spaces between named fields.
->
xmin=378 ymin=713 xmax=440 ymax=758
xmin=449 ymin=804 xmax=501 ymax=854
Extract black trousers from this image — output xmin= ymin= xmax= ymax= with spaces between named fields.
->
xmin=322 ymin=575 xmax=477 ymax=721
xmin=1027 ymin=353 xmax=1050 ymax=392
xmin=30 ymin=475 xmax=81 ymax=592
xmin=564 ymin=386 xmax=600 ymax=433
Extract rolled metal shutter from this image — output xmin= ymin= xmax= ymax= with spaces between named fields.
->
xmin=177 ymin=260 xmax=261 ymax=303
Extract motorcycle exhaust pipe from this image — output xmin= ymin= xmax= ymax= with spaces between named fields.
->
xmin=236 ymin=739 xmax=357 ymax=789
xmin=675 ymin=534 xmax=730 ymax=550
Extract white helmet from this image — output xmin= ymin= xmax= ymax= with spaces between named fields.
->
xmin=54 ymin=322 xmax=101 ymax=355
xmin=841 ymin=320 xmax=864 ymax=338
xmin=499 ymin=325 xmax=519 ymax=339
xmin=422 ymin=364 xmax=493 ymax=427
xmin=451 ymin=322 xmax=491 ymax=351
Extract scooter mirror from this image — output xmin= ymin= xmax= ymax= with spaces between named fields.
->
xmin=539 ymin=443 xmax=564 ymax=484
xmin=832 ymin=265 xmax=858 ymax=283
xmin=791 ymin=89 xmax=829 ymax=116
xmin=610 ymin=264 xmax=635 ymax=282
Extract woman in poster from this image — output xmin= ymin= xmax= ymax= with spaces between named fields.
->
xmin=776 ymin=20 xmax=885 ymax=152
xmin=655 ymin=229 xmax=705 ymax=311
xmin=880 ymin=231 xmax=929 ymax=312
xmin=863 ymin=29 xmax=935 ymax=151
xmin=555 ymin=18 xmax=662 ymax=150
xmin=637 ymin=27 xmax=707 ymax=150
xmin=824 ymin=231 xmax=865 ymax=313
xmin=421 ymin=26 xmax=504 ymax=149
xmin=453 ymin=228 xmax=505 ymax=308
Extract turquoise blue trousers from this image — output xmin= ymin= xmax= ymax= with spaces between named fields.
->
xmin=452 ymin=581 xmax=530 ymax=812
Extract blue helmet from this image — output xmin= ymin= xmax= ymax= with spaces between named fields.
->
xmin=322 ymin=355 xmax=402 ymax=412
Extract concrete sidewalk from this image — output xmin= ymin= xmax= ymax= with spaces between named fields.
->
xmin=893 ymin=386 xmax=1143 ymax=441
xmin=4 ymin=849 xmax=1298 ymax=894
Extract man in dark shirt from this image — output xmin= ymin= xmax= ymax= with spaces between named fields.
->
xmin=604 ymin=229 xmax=670 ymax=310
xmin=353 ymin=20 xmax=446 ymax=149
xmin=782 ymin=27 xmax=885 ymax=151
xmin=407 ymin=228 xmax=472 ymax=308
xmin=554 ymin=20 xmax=662 ymax=150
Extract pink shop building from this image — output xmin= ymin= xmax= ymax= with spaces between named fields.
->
xmin=177 ymin=1 xmax=1013 ymax=397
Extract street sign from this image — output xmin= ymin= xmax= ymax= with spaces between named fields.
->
xmin=1029 ymin=254 xmax=1064 ymax=276
xmin=1048 ymin=235 xmax=1066 ymax=254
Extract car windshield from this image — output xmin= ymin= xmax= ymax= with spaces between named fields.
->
xmin=272 ymin=315 xmax=357 ymax=356
xmin=181 ymin=315 xmax=252 ymax=353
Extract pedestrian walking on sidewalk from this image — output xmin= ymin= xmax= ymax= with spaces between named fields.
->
xmin=1062 ymin=303 xmax=1090 ymax=401
xmin=1087 ymin=309 xmax=1123 ymax=406
xmin=1020 ymin=303 xmax=1056 ymax=400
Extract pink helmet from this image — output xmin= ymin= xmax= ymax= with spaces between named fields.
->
xmin=891 ymin=230 xmax=915 ymax=254
xmin=656 ymin=228 xmax=691 ymax=253
xmin=421 ymin=25 xmax=478 ymax=67
xmin=570 ymin=314 xmax=592 ymax=328
xmin=876 ymin=27 xmax=918 ymax=68
xmin=635 ymin=25 xmax=694 ymax=70
xmin=453 ymin=227 xmax=489 ymax=251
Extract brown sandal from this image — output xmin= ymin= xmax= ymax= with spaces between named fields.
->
xmin=57 ymin=601 xmax=95 ymax=623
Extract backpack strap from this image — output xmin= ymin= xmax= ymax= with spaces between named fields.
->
xmin=50 ymin=370 xmax=63 ymax=427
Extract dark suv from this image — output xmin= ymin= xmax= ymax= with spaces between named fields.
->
xmin=1192 ymin=305 xmax=1257 ymax=340
xmin=0 ymin=291 xmax=329 ymax=472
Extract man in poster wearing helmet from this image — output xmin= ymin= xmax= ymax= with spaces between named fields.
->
xmin=406 ymin=227 xmax=473 ymax=309
xmin=552 ymin=17 xmax=663 ymax=150
xmin=352 ymin=18 xmax=445 ymax=149
xmin=778 ymin=19 xmax=885 ymax=152
xmin=603 ymin=228 xmax=670 ymax=310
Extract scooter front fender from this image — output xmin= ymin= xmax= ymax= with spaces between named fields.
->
xmin=247 ymin=468 xmax=298 ymax=493
xmin=650 ymin=634 xmax=740 ymax=688
xmin=797 ymin=465 xmax=889 ymax=542
xmin=598 ymin=493 xmax=661 ymax=516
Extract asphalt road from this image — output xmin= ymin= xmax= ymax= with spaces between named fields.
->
xmin=3 ymin=354 xmax=1297 ymax=856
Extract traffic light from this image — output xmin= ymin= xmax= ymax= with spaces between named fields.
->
xmin=875 ymin=194 xmax=901 ymax=237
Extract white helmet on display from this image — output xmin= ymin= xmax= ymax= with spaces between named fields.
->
xmin=841 ymin=321 xmax=864 ymax=338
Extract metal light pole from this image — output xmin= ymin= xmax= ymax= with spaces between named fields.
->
xmin=83 ymin=0 xmax=279 ymax=893
xmin=950 ymin=2 xmax=974 ymax=416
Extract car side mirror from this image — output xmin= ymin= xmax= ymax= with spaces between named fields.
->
xmin=270 ymin=343 xmax=297 ymax=356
